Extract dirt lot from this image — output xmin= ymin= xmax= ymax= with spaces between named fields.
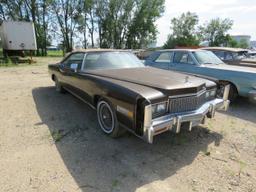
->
xmin=0 ymin=57 xmax=256 ymax=192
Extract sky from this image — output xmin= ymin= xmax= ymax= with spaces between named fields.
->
xmin=156 ymin=0 xmax=256 ymax=46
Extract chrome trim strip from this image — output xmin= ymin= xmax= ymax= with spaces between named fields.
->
xmin=143 ymin=105 xmax=153 ymax=143
xmin=169 ymin=88 xmax=206 ymax=99
xmin=64 ymin=87 xmax=96 ymax=109
xmin=80 ymin=53 xmax=87 ymax=71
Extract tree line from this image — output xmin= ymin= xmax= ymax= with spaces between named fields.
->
xmin=0 ymin=0 xmax=165 ymax=55
xmin=164 ymin=12 xmax=249 ymax=49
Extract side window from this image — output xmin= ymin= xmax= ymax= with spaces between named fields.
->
xmin=155 ymin=52 xmax=171 ymax=63
xmin=82 ymin=53 xmax=101 ymax=70
xmin=173 ymin=52 xmax=194 ymax=64
xmin=62 ymin=53 xmax=85 ymax=69
xmin=213 ymin=51 xmax=225 ymax=60
xmin=225 ymin=52 xmax=234 ymax=61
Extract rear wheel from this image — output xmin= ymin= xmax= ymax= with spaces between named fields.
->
xmin=97 ymin=100 xmax=124 ymax=137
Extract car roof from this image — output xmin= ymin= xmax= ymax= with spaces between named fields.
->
xmin=70 ymin=49 xmax=131 ymax=54
xmin=156 ymin=49 xmax=206 ymax=52
xmin=201 ymin=47 xmax=248 ymax=52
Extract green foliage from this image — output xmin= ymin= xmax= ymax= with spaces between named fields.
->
xmin=238 ymin=39 xmax=249 ymax=49
xmin=47 ymin=50 xmax=63 ymax=57
xmin=226 ymin=36 xmax=239 ymax=48
xmin=51 ymin=130 xmax=64 ymax=142
xmin=227 ymin=36 xmax=249 ymax=48
xmin=163 ymin=12 xmax=200 ymax=48
xmin=99 ymin=0 xmax=165 ymax=49
xmin=199 ymin=18 xmax=233 ymax=46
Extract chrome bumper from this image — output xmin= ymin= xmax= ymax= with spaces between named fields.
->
xmin=142 ymin=98 xmax=230 ymax=144
xmin=248 ymin=90 xmax=256 ymax=104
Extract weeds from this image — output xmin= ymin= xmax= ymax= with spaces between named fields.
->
xmin=51 ymin=130 xmax=64 ymax=142
xmin=201 ymin=149 xmax=211 ymax=156
xmin=238 ymin=160 xmax=247 ymax=177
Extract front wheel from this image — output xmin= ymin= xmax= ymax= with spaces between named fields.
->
xmin=218 ymin=83 xmax=238 ymax=102
xmin=97 ymin=100 xmax=124 ymax=138
xmin=55 ymin=77 xmax=65 ymax=93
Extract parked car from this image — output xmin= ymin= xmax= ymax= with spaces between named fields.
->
xmin=48 ymin=49 xmax=229 ymax=143
xmin=145 ymin=49 xmax=256 ymax=103
xmin=248 ymin=50 xmax=256 ymax=58
xmin=202 ymin=47 xmax=256 ymax=68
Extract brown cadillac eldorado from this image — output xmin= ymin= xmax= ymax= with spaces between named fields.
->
xmin=48 ymin=49 xmax=230 ymax=143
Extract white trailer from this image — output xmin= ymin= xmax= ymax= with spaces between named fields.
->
xmin=0 ymin=21 xmax=37 ymax=51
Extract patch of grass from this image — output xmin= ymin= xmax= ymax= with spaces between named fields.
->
xmin=51 ymin=130 xmax=64 ymax=142
xmin=172 ymin=134 xmax=188 ymax=145
xmin=47 ymin=50 xmax=64 ymax=57
xmin=238 ymin=160 xmax=247 ymax=176
xmin=201 ymin=149 xmax=211 ymax=156
xmin=225 ymin=166 xmax=236 ymax=177
xmin=111 ymin=179 xmax=119 ymax=191
xmin=207 ymin=121 xmax=213 ymax=129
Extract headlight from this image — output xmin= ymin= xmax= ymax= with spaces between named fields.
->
xmin=206 ymin=89 xmax=216 ymax=99
xmin=151 ymin=102 xmax=168 ymax=117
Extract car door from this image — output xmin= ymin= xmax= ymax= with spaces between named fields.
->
xmin=147 ymin=51 xmax=171 ymax=70
xmin=71 ymin=52 xmax=103 ymax=104
xmin=59 ymin=52 xmax=85 ymax=93
xmin=169 ymin=51 xmax=199 ymax=74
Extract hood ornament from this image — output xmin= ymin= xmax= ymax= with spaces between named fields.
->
xmin=185 ymin=76 xmax=189 ymax=83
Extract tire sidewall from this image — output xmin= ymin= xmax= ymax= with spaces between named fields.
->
xmin=97 ymin=100 xmax=117 ymax=135
xmin=55 ymin=77 xmax=64 ymax=93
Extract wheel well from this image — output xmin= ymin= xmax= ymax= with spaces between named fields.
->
xmin=93 ymin=95 xmax=102 ymax=107
xmin=219 ymin=80 xmax=238 ymax=92
xmin=51 ymin=74 xmax=56 ymax=81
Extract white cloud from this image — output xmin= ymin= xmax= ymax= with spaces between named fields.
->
xmin=156 ymin=0 xmax=256 ymax=46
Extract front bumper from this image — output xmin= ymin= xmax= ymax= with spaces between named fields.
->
xmin=142 ymin=98 xmax=230 ymax=144
xmin=248 ymin=90 xmax=256 ymax=104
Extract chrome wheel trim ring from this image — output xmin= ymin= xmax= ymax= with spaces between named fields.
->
xmin=97 ymin=101 xmax=115 ymax=134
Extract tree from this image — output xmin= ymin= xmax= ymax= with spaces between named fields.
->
xmin=0 ymin=0 xmax=165 ymax=52
xmin=199 ymin=18 xmax=233 ymax=46
xmin=51 ymin=0 xmax=81 ymax=52
xmin=163 ymin=12 xmax=200 ymax=48
xmin=126 ymin=0 xmax=165 ymax=49
xmin=238 ymin=39 xmax=249 ymax=49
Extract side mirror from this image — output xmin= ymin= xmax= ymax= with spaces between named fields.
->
xmin=70 ymin=63 xmax=78 ymax=72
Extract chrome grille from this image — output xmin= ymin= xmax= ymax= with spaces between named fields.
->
xmin=169 ymin=91 xmax=206 ymax=114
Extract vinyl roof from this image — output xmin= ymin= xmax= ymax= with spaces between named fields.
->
xmin=201 ymin=47 xmax=248 ymax=52
xmin=71 ymin=49 xmax=131 ymax=53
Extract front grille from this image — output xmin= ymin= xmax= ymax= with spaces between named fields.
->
xmin=169 ymin=91 xmax=206 ymax=114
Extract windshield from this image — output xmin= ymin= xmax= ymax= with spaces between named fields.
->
xmin=83 ymin=52 xmax=144 ymax=70
xmin=192 ymin=51 xmax=224 ymax=65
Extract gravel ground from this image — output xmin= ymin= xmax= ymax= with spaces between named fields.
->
xmin=0 ymin=57 xmax=256 ymax=192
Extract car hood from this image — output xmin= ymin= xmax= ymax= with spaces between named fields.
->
xmin=85 ymin=67 xmax=215 ymax=93
xmin=203 ymin=64 xmax=256 ymax=74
